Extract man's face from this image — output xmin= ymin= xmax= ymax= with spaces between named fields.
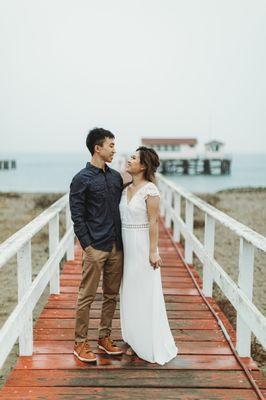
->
xmin=95 ymin=137 xmax=116 ymax=163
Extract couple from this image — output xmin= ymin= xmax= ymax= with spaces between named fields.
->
xmin=69 ymin=128 xmax=178 ymax=365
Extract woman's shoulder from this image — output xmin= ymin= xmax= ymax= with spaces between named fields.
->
xmin=144 ymin=181 xmax=160 ymax=198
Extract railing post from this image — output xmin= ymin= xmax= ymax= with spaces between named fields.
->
xmin=17 ymin=241 xmax=33 ymax=355
xmin=160 ymin=183 xmax=166 ymax=217
xmin=173 ymin=192 xmax=181 ymax=242
xmin=66 ymin=204 xmax=75 ymax=260
xmin=49 ymin=214 xmax=60 ymax=294
xmin=236 ymin=238 xmax=254 ymax=357
xmin=203 ymin=214 xmax=215 ymax=297
xmin=165 ymin=188 xmax=172 ymax=229
xmin=184 ymin=199 xmax=194 ymax=263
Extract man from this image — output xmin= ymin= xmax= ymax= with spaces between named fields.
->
xmin=69 ymin=127 xmax=123 ymax=362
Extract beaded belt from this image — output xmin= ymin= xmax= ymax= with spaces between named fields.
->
xmin=122 ymin=222 xmax=150 ymax=229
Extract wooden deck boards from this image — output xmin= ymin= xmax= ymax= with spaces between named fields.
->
xmin=1 ymin=222 xmax=264 ymax=399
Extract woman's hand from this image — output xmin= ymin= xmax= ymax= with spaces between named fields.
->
xmin=150 ymin=252 xmax=162 ymax=269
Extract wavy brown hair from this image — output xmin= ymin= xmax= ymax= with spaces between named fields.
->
xmin=123 ymin=146 xmax=160 ymax=189
xmin=136 ymin=146 xmax=160 ymax=183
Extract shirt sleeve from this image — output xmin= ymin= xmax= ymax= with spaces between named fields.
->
xmin=144 ymin=183 xmax=160 ymax=200
xmin=69 ymin=175 xmax=91 ymax=249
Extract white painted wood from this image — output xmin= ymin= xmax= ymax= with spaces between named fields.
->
xmin=236 ymin=238 xmax=255 ymax=357
xmin=173 ymin=215 xmax=266 ymax=348
xmin=184 ymin=200 xmax=194 ymax=263
xmin=49 ymin=214 xmax=60 ymax=294
xmin=203 ymin=214 xmax=215 ymax=297
xmin=160 ymin=183 xmax=166 ymax=217
xmin=17 ymin=241 xmax=33 ymax=355
xmin=66 ymin=204 xmax=75 ymax=260
xmin=157 ymin=173 xmax=266 ymax=353
xmin=165 ymin=188 xmax=172 ymax=228
xmin=156 ymin=174 xmax=266 ymax=253
xmin=0 ymin=194 xmax=69 ymax=269
xmin=173 ymin=193 xmax=181 ymax=242
xmin=0 ymin=191 xmax=75 ymax=368
xmin=0 ymin=226 xmax=73 ymax=368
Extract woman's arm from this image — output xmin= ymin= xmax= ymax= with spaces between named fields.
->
xmin=146 ymin=195 xmax=162 ymax=269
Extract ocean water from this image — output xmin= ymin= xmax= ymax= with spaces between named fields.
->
xmin=0 ymin=153 xmax=265 ymax=194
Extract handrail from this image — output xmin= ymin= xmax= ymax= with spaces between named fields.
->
xmin=157 ymin=174 xmax=266 ymax=252
xmin=0 ymin=194 xmax=69 ymax=269
xmin=0 ymin=193 xmax=75 ymax=369
xmin=156 ymin=173 xmax=266 ymax=358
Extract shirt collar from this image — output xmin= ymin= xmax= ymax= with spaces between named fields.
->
xmin=86 ymin=162 xmax=111 ymax=174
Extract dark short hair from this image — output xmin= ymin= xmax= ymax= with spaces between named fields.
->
xmin=136 ymin=146 xmax=160 ymax=183
xmin=86 ymin=128 xmax=115 ymax=155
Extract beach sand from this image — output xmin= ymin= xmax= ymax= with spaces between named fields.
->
xmin=0 ymin=188 xmax=265 ymax=387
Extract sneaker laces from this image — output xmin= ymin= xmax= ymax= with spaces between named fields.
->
xmin=108 ymin=337 xmax=117 ymax=346
xmin=82 ymin=341 xmax=92 ymax=353
xmin=102 ymin=335 xmax=117 ymax=346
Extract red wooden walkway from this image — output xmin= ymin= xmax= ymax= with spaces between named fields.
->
xmin=1 ymin=221 xmax=265 ymax=399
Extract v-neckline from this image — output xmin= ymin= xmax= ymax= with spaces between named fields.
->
xmin=126 ymin=182 xmax=150 ymax=206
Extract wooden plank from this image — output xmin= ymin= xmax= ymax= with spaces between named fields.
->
xmin=250 ymin=371 xmax=266 ymax=388
xmin=33 ymin=328 xmax=227 ymax=342
xmin=60 ymin=279 xmax=199 ymax=289
xmin=6 ymin=369 xmax=252 ymax=388
xmin=60 ymin=275 xmax=196 ymax=283
xmin=60 ymin=286 xmax=200 ymax=296
xmin=35 ymin=318 xmax=219 ymax=330
xmin=49 ymin=293 xmax=206 ymax=303
xmin=1 ymin=223 xmax=264 ymax=400
xmin=0 ymin=387 xmax=259 ymax=399
xmin=40 ymin=309 xmax=213 ymax=320
xmin=44 ymin=300 xmax=210 ymax=311
xmin=33 ymin=340 xmax=233 ymax=355
xmin=14 ymin=353 xmax=258 ymax=370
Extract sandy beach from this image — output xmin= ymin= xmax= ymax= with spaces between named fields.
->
xmin=0 ymin=188 xmax=265 ymax=387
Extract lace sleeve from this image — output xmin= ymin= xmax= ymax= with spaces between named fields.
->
xmin=144 ymin=183 xmax=160 ymax=200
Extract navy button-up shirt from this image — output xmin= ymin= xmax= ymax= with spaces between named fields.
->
xmin=69 ymin=162 xmax=123 ymax=252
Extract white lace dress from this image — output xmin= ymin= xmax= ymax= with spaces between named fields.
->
xmin=119 ymin=181 xmax=178 ymax=365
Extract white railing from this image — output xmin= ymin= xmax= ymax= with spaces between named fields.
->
xmin=0 ymin=194 xmax=75 ymax=368
xmin=157 ymin=173 xmax=266 ymax=358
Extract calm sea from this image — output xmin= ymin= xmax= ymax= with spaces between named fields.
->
xmin=0 ymin=153 xmax=265 ymax=194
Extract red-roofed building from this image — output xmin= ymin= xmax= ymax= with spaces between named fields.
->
xmin=141 ymin=138 xmax=198 ymax=160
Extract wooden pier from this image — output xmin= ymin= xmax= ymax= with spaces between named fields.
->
xmin=0 ymin=222 xmax=265 ymax=399
xmin=160 ymin=158 xmax=231 ymax=175
xmin=0 ymin=160 xmax=16 ymax=170
xmin=141 ymin=137 xmax=232 ymax=175
xmin=0 ymin=176 xmax=265 ymax=399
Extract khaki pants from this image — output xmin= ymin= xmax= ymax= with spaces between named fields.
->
xmin=75 ymin=243 xmax=123 ymax=342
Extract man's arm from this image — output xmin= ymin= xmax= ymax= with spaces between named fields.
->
xmin=69 ymin=175 xmax=90 ymax=250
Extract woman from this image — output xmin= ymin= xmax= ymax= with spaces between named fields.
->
xmin=119 ymin=146 xmax=178 ymax=365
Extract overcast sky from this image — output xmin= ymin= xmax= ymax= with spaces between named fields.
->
xmin=1 ymin=0 xmax=266 ymax=154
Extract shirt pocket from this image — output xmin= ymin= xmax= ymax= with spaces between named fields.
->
xmin=111 ymin=179 xmax=122 ymax=195
xmin=93 ymin=183 xmax=106 ymax=199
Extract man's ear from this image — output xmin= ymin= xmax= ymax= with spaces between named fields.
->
xmin=94 ymin=144 xmax=100 ymax=153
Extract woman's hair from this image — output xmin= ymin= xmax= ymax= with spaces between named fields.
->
xmin=123 ymin=146 xmax=160 ymax=189
xmin=136 ymin=146 xmax=160 ymax=183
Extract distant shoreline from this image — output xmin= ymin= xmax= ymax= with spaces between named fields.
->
xmin=1 ymin=185 xmax=266 ymax=196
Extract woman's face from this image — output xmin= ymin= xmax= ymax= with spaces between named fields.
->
xmin=126 ymin=151 xmax=145 ymax=175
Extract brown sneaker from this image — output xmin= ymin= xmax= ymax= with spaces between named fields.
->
xmin=125 ymin=346 xmax=136 ymax=356
xmin=73 ymin=341 xmax=97 ymax=362
xmin=98 ymin=336 xmax=123 ymax=355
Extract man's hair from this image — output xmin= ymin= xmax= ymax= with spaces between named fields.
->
xmin=86 ymin=128 xmax=115 ymax=155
